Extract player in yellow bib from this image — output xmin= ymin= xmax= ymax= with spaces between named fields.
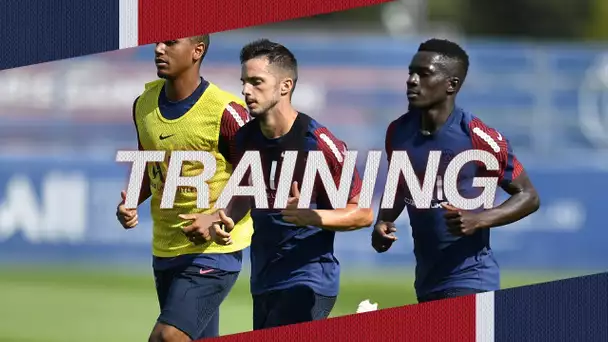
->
xmin=115 ymin=35 xmax=253 ymax=342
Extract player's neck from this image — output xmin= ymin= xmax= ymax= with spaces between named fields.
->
xmin=420 ymin=101 xmax=455 ymax=134
xmin=259 ymin=102 xmax=298 ymax=139
xmin=164 ymin=73 xmax=201 ymax=102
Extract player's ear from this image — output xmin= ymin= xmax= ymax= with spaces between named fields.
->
xmin=280 ymin=78 xmax=294 ymax=96
xmin=447 ymin=77 xmax=460 ymax=95
xmin=193 ymin=42 xmax=206 ymax=62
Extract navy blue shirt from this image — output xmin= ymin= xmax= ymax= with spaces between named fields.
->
xmin=385 ymin=107 xmax=523 ymax=298
xmin=233 ymin=113 xmax=363 ymax=297
xmin=132 ymin=77 xmax=251 ymax=272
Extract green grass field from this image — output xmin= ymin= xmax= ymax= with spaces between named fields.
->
xmin=0 ymin=266 xmax=591 ymax=342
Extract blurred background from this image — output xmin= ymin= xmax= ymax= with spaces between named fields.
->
xmin=2 ymin=1 xmax=608 ymax=341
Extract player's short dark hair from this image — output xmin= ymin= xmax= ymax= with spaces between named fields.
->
xmin=240 ymin=39 xmax=298 ymax=85
xmin=189 ymin=34 xmax=210 ymax=62
xmin=418 ymin=38 xmax=469 ymax=81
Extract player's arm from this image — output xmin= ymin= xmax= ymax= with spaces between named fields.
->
xmin=456 ymin=126 xmax=540 ymax=231
xmin=217 ymin=101 xmax=251 ymax=224
xmin=117 ymin=97 xmax=149 ymax=229
xmin=307 ymin=193 xmax=373 ymax=231
xmin=474 ymin=169 xmax=539 ymax=229
xmin=181 ymin=103 xmax=250 ymax=243
xmin=315 ymin=133 xmax=373 ymax=231
xmin=282 ymin=131 xmax=373 ymax=231
xmin=136 ymin=175 xmax=152 ymax=206
xmin=132 ymin=96 xmax=152 ymax=206
xmin=472 ymin=142 xmax=540 ymax=229
xmin=376 ymin=120 xmax=406 ymax=224
xmin=371 ymin=120 xmax=403 ymax=252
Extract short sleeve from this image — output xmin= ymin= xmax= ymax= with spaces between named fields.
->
xmin=231 ymin=125 xmax=252 ymax=187
xmin=469 ymin=118 xmax=524 ymax=188
xmin=313 ymin=127 xmax=362 ymax=201
xmin=218 ymin=101 xmax=251 ymax=166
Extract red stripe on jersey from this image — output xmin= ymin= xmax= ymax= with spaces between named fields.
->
xmin=312 ymin=127 xmax=362 ymax=201
xmin=469 ymin=117 xmax=523 ymax=184
xmin=511 ymin=155 xmax=524 ymax=180
xmin=221 ymin=102 xmax=250 ymax=166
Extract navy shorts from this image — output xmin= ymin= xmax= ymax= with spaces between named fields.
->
xmin=154 ymin=264 xmax=239 ymax=340
xmin=252 ymin=285 xmax=337 ymax=330
xmin=417 ymin=287 xmax=486 ymax=303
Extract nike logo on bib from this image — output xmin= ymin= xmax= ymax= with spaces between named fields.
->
xmin=159 ymin=134 xmax=175 ymax=140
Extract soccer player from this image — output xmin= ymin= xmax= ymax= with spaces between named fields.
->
xmin=209 ymin=39 xmax=374 ymax=330
xmin=115 ymin=35 xmax=253 ymax=342
xmin=372 ymin=39 xmax=540 ymax=303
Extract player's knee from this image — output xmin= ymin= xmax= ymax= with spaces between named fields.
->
xmin=149 ymin=324 xmax=191 ymax=342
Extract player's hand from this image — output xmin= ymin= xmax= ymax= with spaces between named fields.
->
xmin=210 ymin=210 xmax=235 ymax=246
xmin=281 ymin=182 xmax=321 ymax=226
xmin=179 ymin=212 xmax=220 ymax=245
xmin=441 ymin=203 xmax=481 ymax=236
xmin=371 ymin=221 xmax=398 ymax=253
xmin=116 ymin=190 xmax=138 ymax=229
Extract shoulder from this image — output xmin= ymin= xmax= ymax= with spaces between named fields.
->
xmin=142 ymin=79 xmax=165 ymax=95
xmin=234 ymin=117 xmax=258 ymax=143
xmin=209 ymin=82 xmax=247 ymax=107
xmin=135 ymin=79 xmax=164 ymax=105
xmin=389 ymin=111 xmax=418 ymax=133
xmin=131 ymin=96 xmax=141 ymax=125
xmin=463 ymin=111 xmax=508 ymax=155
xmin=385 ymin=112 xmax=412 ymax=146
xmin=307 ymin=115 xmax=344 ymax=145
xmin=132 ymin=95 xmax=140 ymax=110
xmin=392 ymin=112 xmax=411 ymax=125
xmin=307 ymin=116 xmax=348 ymax=162
xmin=203 ymin=82 xmax=250 ymax=125
xmin=134 ymin=79 xmax=164 ymax=112
xmin=239 ymin=117 xmax=258 ymax=133
xmin=145 ymin=79 xmax=165 ymax=90
xmin=387 ymin=112 xmax=410 ymax=133
xmin=221 ymin=101 xmax=250 ymax=127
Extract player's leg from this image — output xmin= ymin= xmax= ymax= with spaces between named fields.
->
xmin=417 ymin=287 xmax=486 ymax=303
xmin=149 ymin=268 xmax=192 ymax=342
xmin=149 ymin=323 xmax=191 ymax=342
xmin=149 ymin=265 xmax=239 ymax=341
xmin=153 ymin=267 xmax=174 ymax=313
xmin=252 ymin=292 xmax=273 ymax=330
xmin=256 ymin=285 xmax=337 ymax=330
xmin=198 ymin=307 xmax=220 ymax=338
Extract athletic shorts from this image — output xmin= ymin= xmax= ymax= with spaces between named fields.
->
xmin=417 ymin=287 xmax=486 ymax=303
xmin=252 ymin=285 xmax=337 ymax=330
xmin=154 ymin=264 xmax=239 ymax=339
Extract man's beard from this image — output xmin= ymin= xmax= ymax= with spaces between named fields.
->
xmin=249 ymin=96 xmax=280 ymax=118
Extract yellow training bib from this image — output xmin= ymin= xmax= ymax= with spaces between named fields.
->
xmin=134 ymin=79 xmax=252 ymax=257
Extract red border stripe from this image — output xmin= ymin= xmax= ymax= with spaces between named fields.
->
xmin=137 ymin=0 xmax=394 ymax=45
xmin=203 ymin=296 xmax=477 ymax=342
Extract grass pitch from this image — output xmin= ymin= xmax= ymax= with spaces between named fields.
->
xmin=0 ymin=266 xmax=588 ymax=342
